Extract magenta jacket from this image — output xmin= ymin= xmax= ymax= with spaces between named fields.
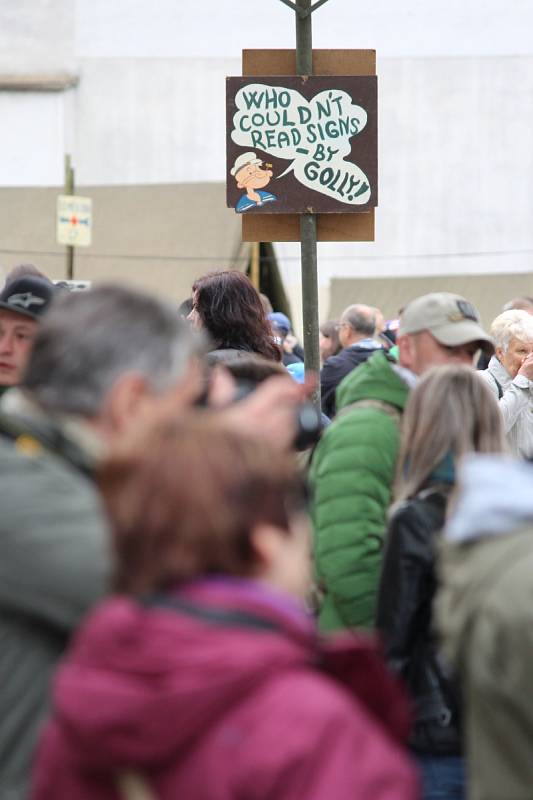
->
xmin=32 ymin=578 xmax=418 ymax=800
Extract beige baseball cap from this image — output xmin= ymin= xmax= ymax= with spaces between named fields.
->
xmin=230 ymin=152 xmax=262 ymax=177
xmin=398 ymin=292 xmax=494 ymax=355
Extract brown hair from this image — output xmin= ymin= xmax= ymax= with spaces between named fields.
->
xmin=192 ymin=270 xmax=281 ymax=361
xmin=394 ymin=364 xmax=506 ymax=503
xmin=98 ymin=415 xmax=308 ymax=594
xmin=319 ymin=320 xmax=341 ymax=357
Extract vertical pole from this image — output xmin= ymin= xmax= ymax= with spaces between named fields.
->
xmin=250 ymin=241 xmax=261 ymax=290
xmin=295 ymin=0 xmax=320 ymax=408
xmin=65 ymin=154 xmax=75 ymax=280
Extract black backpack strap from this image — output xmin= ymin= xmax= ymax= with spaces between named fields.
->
xmin=492 ymin=376 xmax=504 ymax=400
xmin=139 ymin=593 xmax=283 ymax=634
xmin=0 ymin=412 xmax=95 ymax=478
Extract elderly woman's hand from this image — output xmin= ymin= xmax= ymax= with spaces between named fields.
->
xmin=518 ymin=352 xmax=533 ymax=380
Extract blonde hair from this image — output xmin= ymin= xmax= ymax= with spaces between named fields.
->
xmin=491 ymin=309 xmax=533 ymax=353
xmin=394 ymin=365 xmax=505 ymax=504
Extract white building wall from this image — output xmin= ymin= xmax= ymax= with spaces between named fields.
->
xmin=1 ymin=0 xmax=533 ymax=326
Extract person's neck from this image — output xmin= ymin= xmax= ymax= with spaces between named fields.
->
xmin=345 ymin=333 xmax=370 ymax=347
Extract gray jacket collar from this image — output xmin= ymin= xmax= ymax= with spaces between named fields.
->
xmin=487 ymin=355 xmax=512 ymax=388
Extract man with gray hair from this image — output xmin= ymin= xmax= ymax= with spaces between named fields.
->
xmin=320 ymin=303 xmax=381 ymax=418
xmin=502 ymin=296 xmax=533 ymax=314
xmin=480 ymin=309 xmax=533 ymax=457
xmin=0 ymin=283 xmax=207 ymax=799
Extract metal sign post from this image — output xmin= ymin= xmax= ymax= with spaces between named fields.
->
xmin=64 ymin=154 xmax=75 ymax=280
xmin=228 ymin=1 xmax=376 ymax=416
xmin=293 ymin=0 xmax=327 ymax=406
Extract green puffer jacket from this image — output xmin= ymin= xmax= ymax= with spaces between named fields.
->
xmin=310 ymin=351 xmax=409 ymax=631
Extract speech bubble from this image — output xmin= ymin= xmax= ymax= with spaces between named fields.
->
xmin=231 ymin=83 xmax=371 ymax=205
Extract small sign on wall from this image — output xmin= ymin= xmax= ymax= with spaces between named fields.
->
xmin=226 ymin=75 xmax=377 ymax=215
xmin=56 ymin=195 xmax=92 ymax=247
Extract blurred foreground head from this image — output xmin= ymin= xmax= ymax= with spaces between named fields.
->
xmin=21 ymin=283 xmax=205 ymax=438
xmin=100 ymin=416 xmax=311 ymax=599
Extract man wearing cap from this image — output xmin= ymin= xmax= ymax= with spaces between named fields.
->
xmin=310 ymin=292 xmax=493 ymax=633
xmin=231 ymin=151 xmax=277 ymax=213
xmin=0 ymin=276 xmax=56 ymax=393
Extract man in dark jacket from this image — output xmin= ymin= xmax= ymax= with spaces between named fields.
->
xmin=320 ymin=304 xmax=382 ymax=418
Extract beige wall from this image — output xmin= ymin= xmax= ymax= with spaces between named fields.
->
xmin=0 ymin=184 xmax=245 ymax=303
xmin=329 ymin=274 xmax=533 ymax=328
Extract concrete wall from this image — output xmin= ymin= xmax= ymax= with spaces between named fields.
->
xmin=329 ymin=274 xmax=533 ymax=330
xmin=0 ymin=184 xmax=244 ymax=303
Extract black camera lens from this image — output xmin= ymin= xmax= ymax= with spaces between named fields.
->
xmin=294 ymin=403 xmax=323 ymax=451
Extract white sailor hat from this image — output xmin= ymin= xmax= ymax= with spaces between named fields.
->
xmin=230 ymin=152 xmax=262 ymax=177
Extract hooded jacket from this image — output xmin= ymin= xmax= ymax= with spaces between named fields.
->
xmin=32 ymin=579 xmax=418 ymax=800
xmin=436 ymin=455 xmax=533 ymax=800
xmin=311 ymin=351 xmax=409 ymax=631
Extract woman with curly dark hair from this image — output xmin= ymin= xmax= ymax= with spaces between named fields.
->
xmin=188 ymin=270 xmax=281 ymax=363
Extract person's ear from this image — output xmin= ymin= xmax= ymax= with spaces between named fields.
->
xmin=237 ymin=180 xmax=244 ymax=189
xmin=208 ymin=364 xmax=236 ymax=408
xmin=495 ymin=345 xmax=504 ymax=362
xmin=101 ymin=372 xmax=150 ymax=434
xmin=397 ymin=334 xmax=413 ymax=370
xmin=250 ymin=523 xmax=285 ymax=573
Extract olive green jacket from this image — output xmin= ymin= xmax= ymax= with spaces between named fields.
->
xmin=0 ymin=392 xmax=110 ymax=800
xmin=436 ymin=454 xmax=533 ymax=800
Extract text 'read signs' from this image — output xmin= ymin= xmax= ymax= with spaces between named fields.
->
xmin=226 ymin=76 xmax=377 ymax=215
xmin=56 ymin=195 xmax=92 ymax=247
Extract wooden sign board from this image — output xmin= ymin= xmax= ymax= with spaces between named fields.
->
xmin=226 ymin=76 xmax=377 ymax=215
xmin=240 ymin=50 xmax=376 ymax=243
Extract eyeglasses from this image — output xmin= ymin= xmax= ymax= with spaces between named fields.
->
xmin=334 ymin=322 xmax=350 ymax=331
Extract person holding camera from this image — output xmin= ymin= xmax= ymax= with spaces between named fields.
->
xmin=33 ymin=416 xmax=418 ymax=800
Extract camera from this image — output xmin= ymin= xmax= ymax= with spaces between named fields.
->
xmin=233 ymin=379 xmax=323 ymax=451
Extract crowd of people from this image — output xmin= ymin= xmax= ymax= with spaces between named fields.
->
xmin=1 ymin=263 xmax=533 ymax=800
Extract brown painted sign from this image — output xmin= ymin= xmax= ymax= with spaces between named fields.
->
xmin=226 ymin=75 xmax=377 ymax=215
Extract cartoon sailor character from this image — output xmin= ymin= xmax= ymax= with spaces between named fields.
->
xmin=231 ymin=152 xmax=277 ymax=213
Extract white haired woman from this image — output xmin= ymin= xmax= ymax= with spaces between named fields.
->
xmin=480 ymin=309 xmax=533 ymax=458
